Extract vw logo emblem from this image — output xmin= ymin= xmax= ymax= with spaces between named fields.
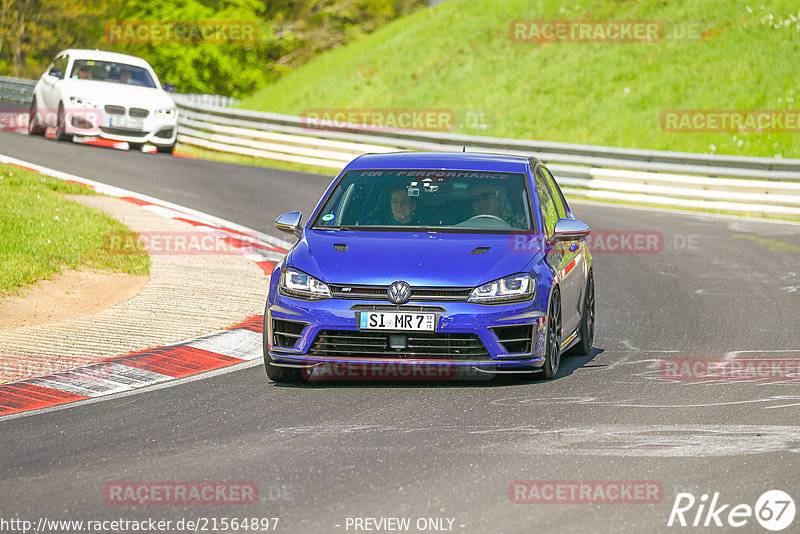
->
xmin=388 ymin=281 xmax=411 ymax=304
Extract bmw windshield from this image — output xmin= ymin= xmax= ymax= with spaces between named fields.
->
xmin=312 ymin=169 xmax=534 ymax=232
xmin=69 ymin=60 xmax=157 ymax=89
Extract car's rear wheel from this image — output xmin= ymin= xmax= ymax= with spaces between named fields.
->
xmin=540 ymin=290 xmax=562 ymax=380
xmin=262 ymin=311 xmax=303 ymax=383
xmin=568 ymin=271 xmax=594 ymax=357
xmin=28 ymin=98 xmax=45 ymax=135
xmin=54 ymin=104 xmax=72 ymax=142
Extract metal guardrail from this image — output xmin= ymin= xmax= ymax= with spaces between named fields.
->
xmin=3 ymin=76 xmax=800 ymax=216
xmin=0 ymin=76 xmax=35 ymax=105
xmin=173 ymin=98 xmax=800 ymax=216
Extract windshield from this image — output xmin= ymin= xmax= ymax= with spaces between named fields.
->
xmin=312 ymin=169 xmax=534 ymax=232
xmin=69 ymin=60 xmax=157 ymax=89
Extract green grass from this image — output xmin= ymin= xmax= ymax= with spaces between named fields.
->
xmin=0 ymin=164 xmax=150 ymax=297
xmin=239 ymin=0 xmax=800 ymax=159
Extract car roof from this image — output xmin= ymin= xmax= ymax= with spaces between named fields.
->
xmin=345 ymin=151 xmax=534 ymax=173
xmin=56 ymin=49 xmax=153 ymax=69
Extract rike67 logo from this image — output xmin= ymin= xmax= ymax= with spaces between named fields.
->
xmin=668 ymin=490 xmax=795 ymax=531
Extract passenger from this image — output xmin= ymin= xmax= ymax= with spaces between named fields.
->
xmin=389 ymin=188 xmax=419 ymax=225
xmin=77 ymin=65 xmax=91 ymax=79
xmin=119 ymin=69 xmax=131 ymax=84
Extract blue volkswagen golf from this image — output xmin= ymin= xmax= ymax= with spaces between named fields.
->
xmin=264 ymin=152 xmax=594 ymax=382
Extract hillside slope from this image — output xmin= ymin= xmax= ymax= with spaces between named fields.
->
xmin=240 ymin=0 xmax=800 ymax=158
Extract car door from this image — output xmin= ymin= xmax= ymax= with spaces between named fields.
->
xmin=534 ymin=167 xmax=582 ymax=338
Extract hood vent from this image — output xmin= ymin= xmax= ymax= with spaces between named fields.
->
xmin=470 ymin=246 xmax=490 ymax=255
xmin=334 ymin=243 xmax=348 ymax=252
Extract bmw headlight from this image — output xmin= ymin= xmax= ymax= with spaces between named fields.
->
xmin=468 ymin=274 xmax=535 ymax=304
xmin=154 ymin=107 xmax=176 ymax=119
xmin=279 ymin=268 xmax=331 ymax=300
xmin=68 ymin=96 xmax=98 ymax=109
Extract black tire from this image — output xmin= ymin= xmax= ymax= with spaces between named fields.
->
xmin=262 ymin=311 xmax=303 ymax=383
xmin=156 ymin=143 xmax=175 ymax=155
xmin=568 ymin=271 xmax=595 ymax=357
xmin=540 ymin=289 xmax=562 ymax=380
xmin=128 ymin=142 xmax=144 ymax=152
xmin=28 ymin=98 xmax=45 ymax=135
xmin=54 ymin=104 xmax=72 ymax=142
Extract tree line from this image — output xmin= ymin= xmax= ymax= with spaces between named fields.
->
xmin=0 ymin=0 xmax=423 ymax=96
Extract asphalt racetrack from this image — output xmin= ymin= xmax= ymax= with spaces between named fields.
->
xmin=2 ymin=130 xmax=799 ymax=533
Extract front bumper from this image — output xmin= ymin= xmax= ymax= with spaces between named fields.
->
xmin=65 ymin=109 xmax=177 ymax=146
xmin=267 ymin=293 xmax=548 ymax=373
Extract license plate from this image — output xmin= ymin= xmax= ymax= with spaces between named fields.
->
xmin=358 ymin=312 xmax=436 ymax=331
xmin=106 ymin=115 xmax=143 ymax=129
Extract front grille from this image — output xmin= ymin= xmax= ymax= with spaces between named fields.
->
xmin=350 ymin=304 xmax=446 ymax=313
xmin=99 ymin=127 xmax=148 ymax=137
xmin=308 ymin=330 xmax=490 ymax=360
xmin=272 ymin=318 xmax=307 ymax=348
xmin=329 ymin=284 xmax=471 ymax=302
xmin=129 ymin=107 xmax=149 ymax=118
xmin=105 ymin=105 xmax=125 ymax=115
xmin=490 ymin=324 xmax=534 ymax=354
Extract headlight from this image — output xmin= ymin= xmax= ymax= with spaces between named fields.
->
xmin=468 ymin=274 xmax=535 ymax=304
xmin=279 ymin=268 xmax=331 ymax=300
xmin=154 ymin=108 xmax=176 ymax=119
xmin=68 ymin=96 xmax=97 ymax=109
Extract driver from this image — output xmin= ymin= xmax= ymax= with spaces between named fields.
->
xmin=470 ymin=183 xmax=506 ymax=218
xmin=389 ymin=187 xmax=418 ymax=225
xmin=468 ymin=183 xmax=526 ymax=228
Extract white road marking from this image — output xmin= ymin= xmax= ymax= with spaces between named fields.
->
xmin=188 ymin=328 xmax=263 ymax=360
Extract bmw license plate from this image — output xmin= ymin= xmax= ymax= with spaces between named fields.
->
xmin=358 ymin=312 xmax=436 ymax=331
xmin=106 ymin=115 xmax=144 ymax=129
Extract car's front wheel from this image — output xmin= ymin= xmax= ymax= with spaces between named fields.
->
xmin=156 ymin=143 xmax=175 ymax=155
xmin=540 ymin=289 xmax=562 ymax=380
xmin=54 ymin=104 xmax=72 ymax=142
xmin=262 ymin=311 xmax=303 ymax=383
xmin=28 ymin=98 xmax=45 ymax=135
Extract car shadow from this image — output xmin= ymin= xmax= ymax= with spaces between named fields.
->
xmin=269 ymin=347 xmax=604 ymax=388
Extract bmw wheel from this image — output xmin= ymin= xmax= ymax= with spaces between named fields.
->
xmin=28 ymin=98 xmax=45 ymax=135
xmin=54 ymin=104 xmax=72 ymax=142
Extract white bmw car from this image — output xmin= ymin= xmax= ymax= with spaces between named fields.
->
xmin=28 ymin=49 xmax=178 ymax=154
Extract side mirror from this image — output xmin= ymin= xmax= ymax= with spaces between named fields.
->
xmin=275 ymin=211 xmax=303 ymax=238
xmin=48 ymin=68 xmax=62 ymax=78
xmin=162 ymin=82 xmax=175 ymax=92
xmin=548 ymin=218 xmax=591 ymax=244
